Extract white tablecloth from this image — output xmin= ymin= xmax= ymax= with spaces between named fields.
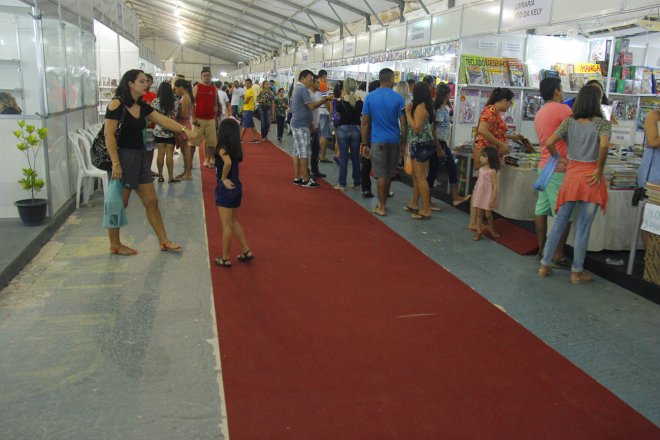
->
xmin=495 ymin=164 xmax=642 ymax=251
xmin=548 ymin=189 xmax=644 ymax=252
xmin=495 ymin=165 xmax=538 ymax=221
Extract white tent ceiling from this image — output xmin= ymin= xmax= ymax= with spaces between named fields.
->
xmin=124 ymin=0 xmax=417 ymax=64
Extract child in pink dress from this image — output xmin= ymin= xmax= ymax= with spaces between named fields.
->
xmin=472 ymin=146 xmax=501 ymax=240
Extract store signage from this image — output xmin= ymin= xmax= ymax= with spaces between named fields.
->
xmin=478 ymin=41 xmax=499 ymax=51
xmin=406 ymin=19 xmax=431 ymax=47
xmin=500 ymin=0 xmax=552 ymax=31
xmin=343 ymin=38 xmax=356 ymax=58
xmin=642 ymin=202 xmax=660 ymax=236
xmin=610 ymin=125 xmax=634 ymax=146
xmin=501 ymin=42 xmax=522 ymax=58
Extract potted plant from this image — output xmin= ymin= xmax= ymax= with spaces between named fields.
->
xmin=13 ymin=120 xmax=48 ymax=226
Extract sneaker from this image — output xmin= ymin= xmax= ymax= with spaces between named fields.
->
xmin=361 ymin=191 xmax=374 ymax=198
xmin=293 ymin=178 xmax=304 ymax=185
xmin=301 ymin=179 xmax=320 ymax=188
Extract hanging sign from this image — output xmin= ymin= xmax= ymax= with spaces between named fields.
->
xmin=343 ymin=37 xmax=356 ymax=58
xmin=406 ymin=19 xmax=431 ymax=47
xmin=642 ymin=202 xmax=660 ymax=236
xmin=501 ymin=41 xmax=523 ymax=58
xmin=478 ymin=40 xmax=499 ymax=51
xmin=301 ymin=49 xmax=309 ymax=64
xmin=500 ymin=0 xmax=552 ymax=31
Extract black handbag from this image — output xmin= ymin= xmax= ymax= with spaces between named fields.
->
xmin=91 ymin=101 xmax=126 ymax=171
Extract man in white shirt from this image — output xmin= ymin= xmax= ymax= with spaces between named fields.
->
xmin=217 ymin=84 xmax=230 ymax=119
xmin=230 ymin=81 xmax=244 ymax=118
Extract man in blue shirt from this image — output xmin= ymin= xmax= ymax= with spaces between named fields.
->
xmin=361 ymin=68 xmax=406 ymax=215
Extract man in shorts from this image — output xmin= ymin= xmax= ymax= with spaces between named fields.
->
xmin=290 ymin=69 xmax=333 ymax=188
xmin=240 ymin=79 xmax=259 ymax=143
xmin=191 ymin=69 xmax=219 ymax=168
xmin=534 ymin=77 xmax=574 ymax=267
xmin=361 ymin=68 xmax=406 ymax=215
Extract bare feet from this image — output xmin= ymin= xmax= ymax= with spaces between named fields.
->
xmin=110 ymin=244 xmax=139 ymax=255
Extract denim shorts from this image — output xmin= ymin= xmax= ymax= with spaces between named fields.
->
xmin=409 ymin=141 xmax=436 ymax=162
xmin=319 ymin=114 xmax=332 ymax=139
xmin=242 ymin=110 xmax=255 ymax=128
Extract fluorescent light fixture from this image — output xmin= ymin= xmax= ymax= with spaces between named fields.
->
xmin=220 ymin=71 xmax=228 ymax=77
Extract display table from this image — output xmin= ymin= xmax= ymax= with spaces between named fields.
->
xmin=547 ymin=189 xmax=644 ymax=252
xmin=493 ymin=164 xmax=642 ymax=251
xmin=495 ymin=165 xmax=537 ymax=221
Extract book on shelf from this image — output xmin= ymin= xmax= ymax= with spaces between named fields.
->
xmin=568 ymin=72 xmax=603 ymax=91
xmin=461 ymin=55 xmax=488 ymax=85
xmin=525 ymin=64 xmax=541 ymax=89
xmin=485 ymin=57 xmax=509 ymax=87
xmin=506 ymin=59 xmax=525 ymax=87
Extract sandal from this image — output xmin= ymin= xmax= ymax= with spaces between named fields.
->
xmin=551 ymin=256 xmax=572 ymax=269
xmin=214 ymin=257 xmax=232 ymax=268
xmin=237 ymin=250 xmax=255 ymax=262
xmin=110 ymin=245 xmax=139 ymax=256
xmin=168 ymin=178 xmax=181 ymax=183
xmin=452 ymin=194 xmax=472 ymax=207
xmin=411 ymin=213 xmax=431 ymax=220
xmin=160 ymin=240 xmax=182 ymax=253
xmin=403 ymin=205 xmax=419 ymax=213
xmin=538 ymin=265 xmax=552 ymax=278
xmin=157 ymin=176 xmax=165 ymax=183
xmin=570 ymin=271 xmax=593 ymax=284
xmin=430 ymin=204 xmax=443 ymax=212
xmin=472 ymin=232 xmax=481 ymax=241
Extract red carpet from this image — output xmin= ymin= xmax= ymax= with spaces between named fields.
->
xmin=486 ymin=217 xmax=540 ymax=255
xmin=200 ymin=141 xmax=657 ymax=439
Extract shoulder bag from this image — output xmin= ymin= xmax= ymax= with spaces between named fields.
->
xmin=534 ymin=154 xmax=559 ymax=191
xmin=91 ymin=100 xmax=126 ymax=171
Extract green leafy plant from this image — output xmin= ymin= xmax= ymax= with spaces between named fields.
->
xmin=13 ymin=120 xmax=48 ymax=201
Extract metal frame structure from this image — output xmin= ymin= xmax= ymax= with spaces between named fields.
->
xmin=123 ymin=0 xmax=406 ymax=64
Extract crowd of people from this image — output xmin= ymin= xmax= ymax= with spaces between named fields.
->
xmin=100 ymin=66 xmax=659 ymax=284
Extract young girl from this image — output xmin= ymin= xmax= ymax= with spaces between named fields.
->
xmin=472 ymin=146 xmax=501 ymax=240
xmin=213 ymin=118 xmax=254 ymax=268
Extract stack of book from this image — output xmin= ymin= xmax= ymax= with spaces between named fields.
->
xmin=609 ymin=165 xmax=639 ymax=189
xmin=646 ymin=182 xmax=660 ymax=204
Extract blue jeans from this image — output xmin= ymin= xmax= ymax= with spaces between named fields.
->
xmin=541 ymin=201 xmax=598 ymax=272
xmin=427 ymin=140 xmax=458 ymax=189
xmin=336 ymin=125 xmax=361 ymax=187
xmin=259 ymin=106 xmax=272 ymax=139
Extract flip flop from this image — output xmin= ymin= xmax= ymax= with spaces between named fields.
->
xmin=403 ymin=205 xmax=418 ymax=213
xmin=430 ymin=205 xmax=443 ymax=211
xmin=371 ymin=209 xmax=386 ymax=217
xmin=110 ymin=246 xmax=139 ymax=256
xmin=453 ymin=194 xmax=472 ymax=206
xmin=411 ymin=213 xmax=431 ymax=220
xmin=160 ymin=240 xmax=182 ymax=253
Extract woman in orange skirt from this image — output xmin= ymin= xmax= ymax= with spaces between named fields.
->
xmin=539 ymin=85 xmax=611 ymax=283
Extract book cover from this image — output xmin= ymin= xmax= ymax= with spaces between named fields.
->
xmin=461 ymin=55 xmax=488 ymax=85
xmin=506 ymin=59 xmax=526 ymax=87
xmin=621 ymin=52 xmax=633 ymax=67
xmin=458 ymin=88 xmax=480 ymax=124
xmin=485 ymin=57 xmax=510 ymax=86
xmin=568 ymin=73 xmax=587 ymax=91
xmin=624 ymin=79 xmax=633 ymax=94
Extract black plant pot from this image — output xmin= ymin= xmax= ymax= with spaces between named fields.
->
xmin=15 ymin=198 xmax=48 ymax=226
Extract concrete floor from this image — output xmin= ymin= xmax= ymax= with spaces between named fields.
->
xmin=0 ymin=129 xmax=658 ymax=438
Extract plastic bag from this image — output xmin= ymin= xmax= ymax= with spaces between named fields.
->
xmin=534 ymin=154 xmax=559 ymax=192
xmin=103 ymin=179 xmax=127 ymax=229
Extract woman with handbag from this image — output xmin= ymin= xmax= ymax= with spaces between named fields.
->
xmin=538 ymin=85 xmax=612 ymax=283
xmin=105 ymin=69 xmax=196 ymax=255
xmin=403 ymin=82 xmax=438 ymax=220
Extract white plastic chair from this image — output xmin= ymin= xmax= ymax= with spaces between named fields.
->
xmin=78 ymin=128 xmax=95 ymax=146
xmin=68 ymin=132 xmax=108 ymax=208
